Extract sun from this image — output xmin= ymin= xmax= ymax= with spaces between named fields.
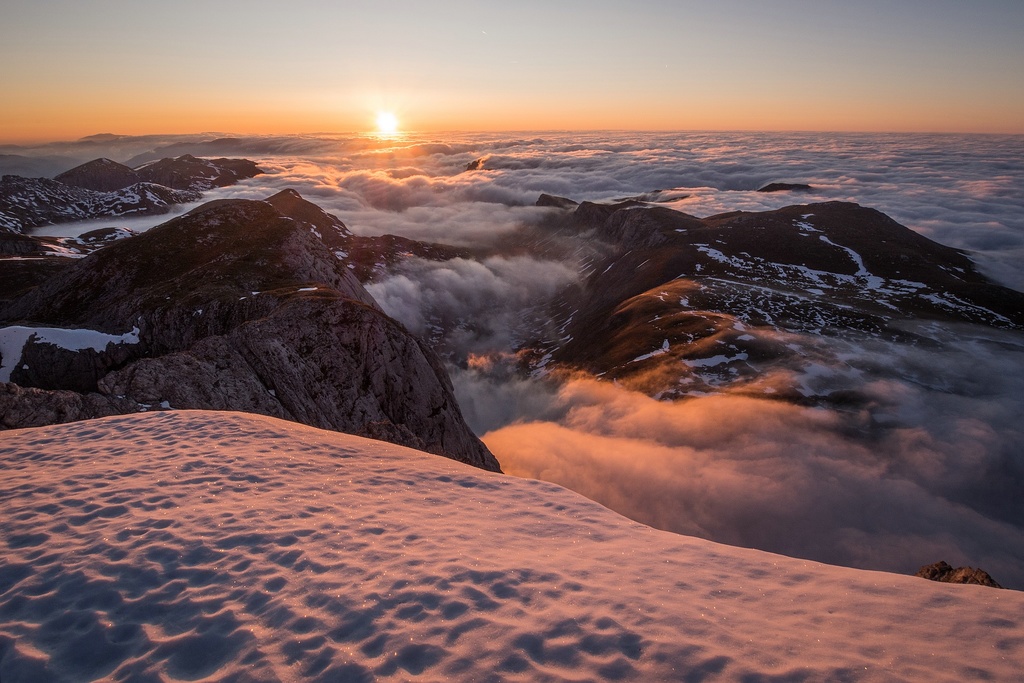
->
xmin=375 ymin=111 xmax=399 ymax=135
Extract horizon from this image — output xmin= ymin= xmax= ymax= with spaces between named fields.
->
xmin=5 ymin=126 xmax=1024 ymax=149
xmin=3 ymin=1 xmax=1023 ymax=141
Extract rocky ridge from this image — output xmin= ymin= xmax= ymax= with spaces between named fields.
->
xmin=523 ymin=196 xmax=1024 ymax=402
xmin=266 ymin=188 xmax=471 ymax=283
xmin=0 ymin=194 xmax=499 ymax=471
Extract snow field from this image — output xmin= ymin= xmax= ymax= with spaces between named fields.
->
xmin=0 ymin=411 xmax=1021 ymax=681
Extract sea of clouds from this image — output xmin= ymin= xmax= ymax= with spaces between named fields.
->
xmin=19 ymin=130 xmax=1024 ymax=586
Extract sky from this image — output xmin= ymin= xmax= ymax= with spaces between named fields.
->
xmin=2 ymin=0 xmax=1024 ymax=141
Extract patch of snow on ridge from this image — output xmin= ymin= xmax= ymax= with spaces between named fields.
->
xmin=629 ymin=338 xmax=670 ymax=363
xmin=682 ymin=352 xmax=749 ymax=368
xmin=818 ymin=234 xmax=886 ymax=289
xmin=0 ymin=325 xmax=140 ymax=382
xmin=0 ymin=411 xmax=1020 ymax=682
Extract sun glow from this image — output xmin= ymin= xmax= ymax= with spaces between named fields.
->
xmin=375 ymin=111 xmax=399 ymax=135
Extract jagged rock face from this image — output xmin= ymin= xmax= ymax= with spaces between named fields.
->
xmin=0 ymin=198 xmax=499 ymax=471
xmin=0 ymin=383 xmax=139 ymax=429
xmin=916 ymin=561 xmax=1003 ymax=589
xmin=526 ymin=199 xmax=1024 ymax=401
xmin=97 ymin=295 xmax=489 ymax=464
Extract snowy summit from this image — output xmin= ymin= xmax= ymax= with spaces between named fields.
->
xmin=1 ymin=410 xmax=1021 ymax=682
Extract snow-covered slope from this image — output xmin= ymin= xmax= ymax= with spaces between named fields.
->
xmin=1 ymin=411 xmax=1020 ymax=682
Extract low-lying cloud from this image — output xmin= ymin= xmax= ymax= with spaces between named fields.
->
xmin=367 ymin=256 xmax=578 ymax=357
xmin=484 ymin=350 xmax=1024 ymax=588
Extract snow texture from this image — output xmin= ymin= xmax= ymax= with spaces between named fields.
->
xmin=1 ymin=411 xmax=1021 ymax=682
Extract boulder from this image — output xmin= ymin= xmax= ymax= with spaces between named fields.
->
xmin=916 ymin=561 xmax=1003 ymax=589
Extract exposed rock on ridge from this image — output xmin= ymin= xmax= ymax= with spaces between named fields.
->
xmin=0 ymin=196 xmax=499 ymax=471
xmin=267 ymin=188 xmax=471 ymax=283
xmin=916 ymin=561 xmax=1003 ymax=588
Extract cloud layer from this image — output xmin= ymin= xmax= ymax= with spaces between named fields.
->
xmin=484 ymin=337 xmax=1024 ymax=588
xmin=32 ymin=131 xmax=1024 ymax=288
xmin=366 ymin=255 xmax=578 ymax=357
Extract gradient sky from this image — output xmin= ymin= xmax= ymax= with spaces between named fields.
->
xmin=2 ymin=0 xmax=1023 ymax=141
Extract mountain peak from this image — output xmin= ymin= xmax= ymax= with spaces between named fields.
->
xmin=265 ymin=188 xmax=352 ymax=239
xmin=54 ymin=157 xmax=140 ymax=192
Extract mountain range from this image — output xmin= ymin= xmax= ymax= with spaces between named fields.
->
xmin=0 ymin=154 xmax=262 ymax=233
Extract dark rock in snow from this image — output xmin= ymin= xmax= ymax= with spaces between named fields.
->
xmin=55 ymin=154 xmax=263 ymax=193
xmin=0 ymin=174 xmax=199 ymax=234
xmin=74 ymin=226 xmax=137 ymax=245
xmin=916 ymin=561 xmax=1003 ymax=589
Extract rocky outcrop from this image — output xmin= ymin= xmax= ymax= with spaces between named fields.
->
xmin=0 ymin=197 xmax=500 ymax=471
xmin=0 ymin=383 xmax=139 ymax=429
xmin=916 ymin=561 xmax=1003 ymax=588
xmin=536 ymin=193 xmax=579 ymax=209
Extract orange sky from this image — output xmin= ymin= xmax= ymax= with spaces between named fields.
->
xmin=2 ymin=1 xmax=1023 ymax=143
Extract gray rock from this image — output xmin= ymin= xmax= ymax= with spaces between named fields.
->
xmin=915 ymin=561 xmax=1003 ymax=589
xmin=0 ymin=383 xmax=137 ymax=430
